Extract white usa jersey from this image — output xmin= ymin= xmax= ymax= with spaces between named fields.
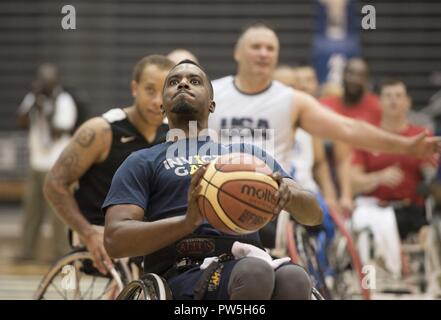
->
xmin=290 ymin=129 xmax=319 ymax=193
xmin=209 ymin=75 xmax=295 ymax=171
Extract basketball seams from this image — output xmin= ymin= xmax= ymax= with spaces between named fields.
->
xmin=209 ymin=171 xmax=278 ymax=190
xmin=198 ymin=153 xmax=278 ymax=235
xmin=204 ymin=177 xmax=277 ymax=215
xmin=201 ymin=197 xmax=238 ymax=235
xmin=201 ymin=176 xmax=250 ymax=234
xmin=217 ymin=190 xmax=273 ymax=231
xmin=215 ymin=154 xmax=272 ymax=174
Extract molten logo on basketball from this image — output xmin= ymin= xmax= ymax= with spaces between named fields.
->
xmin=240 ymin=184 xmax=277 ymax=205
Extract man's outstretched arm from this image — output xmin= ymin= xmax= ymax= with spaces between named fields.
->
xmin=295 ymin=91 xmax=441 ymax=158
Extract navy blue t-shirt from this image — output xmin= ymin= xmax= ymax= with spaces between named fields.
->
xmin=102 ymin=136 xmax=290 ymax=243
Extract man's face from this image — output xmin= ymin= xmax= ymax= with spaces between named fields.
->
xmin=234 ymin=28 xmax=279 ymax=79
xmin=380 ymin=83 xmax=411 ymax=118
xmin=295 ymin=67 xmax=319 ymax=96
xmin=343 ymin=59 xmax=369 ymax=100
xmin=131 ymin=64 xmax=170 ymax=126
xmin=162 ymin=64 xmax=214 ymax=122
xmin=35 ymin=64 xmax=59 ymax=95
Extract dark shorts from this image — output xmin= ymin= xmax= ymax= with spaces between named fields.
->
xmin=167 ymin=259 xmax=298 ymax=300
xmin=167 ymin=259 xmax=239 ymax=300
xmin=394 ymin=205 xmax=428 ymax=239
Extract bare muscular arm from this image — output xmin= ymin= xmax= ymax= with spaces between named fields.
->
xmin=43 ymin=117 xmax=112 ymax=273
xmin=293 ymin=91 xmax=441 ymax=157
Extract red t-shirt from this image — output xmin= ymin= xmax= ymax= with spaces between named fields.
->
xmin=352 ymin=125 xmax=436 ymax=205
xmin=320 ymin=92 xmax=382 ymax=126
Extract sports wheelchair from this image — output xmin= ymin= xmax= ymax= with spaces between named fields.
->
xmin=353 ymin=197 xmax=438 ymax=295
xmin=275 ymin=210 xmax=370 ymax=300
xmin=34 ymin=229 xmax=141 ymax=300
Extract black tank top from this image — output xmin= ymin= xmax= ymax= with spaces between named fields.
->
xmin=74 ymin=108 xmax=168 ymax=225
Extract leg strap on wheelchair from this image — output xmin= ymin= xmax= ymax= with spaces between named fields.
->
xmin=193 ymin=254 xmax=234 ymax=300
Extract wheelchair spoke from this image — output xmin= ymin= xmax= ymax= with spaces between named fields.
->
xmin=34 ymin=250 xmax=132 ymax=300
xmin=79 ymin=276 xmax=97 ymax=300
xmin=94 ymin=278 xmax=116 ymax=300
xmin=49 ymin=280 xmax=69 ymax=300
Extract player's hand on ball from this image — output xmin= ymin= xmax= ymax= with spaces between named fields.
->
xmin=185 ymin=164 xmax=208 ymax=231
xmin=271 ymin=172 xmax=290 ymax=215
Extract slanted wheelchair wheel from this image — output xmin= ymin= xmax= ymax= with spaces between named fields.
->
xmin=293 ymin=222 xmax=332 ymax=299
xmin=311 ymin=287 xmax=325 ymax=300
xmin=34 ymin=248 xmax=128 ymax=300
xmin=327 ymin=209 xmax=371 ymax=300
xmin=117 ymin=273 xmax=172 ymax=300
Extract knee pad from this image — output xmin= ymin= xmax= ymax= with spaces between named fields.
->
xmin=228 ymin=257 xmax=275 ymax=300
xmin=272 ymin=264 xmax=312 ymax=300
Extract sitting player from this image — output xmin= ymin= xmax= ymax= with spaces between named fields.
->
xmin=44 ymin=55 xmax=174 ymax=273
xmin=103 ymin=60 xmax=323 ymax=300
xmin=273 ymin=64 xmax=337 ymax=273
xmin=350 ymin=79 xmax=438 ymax=278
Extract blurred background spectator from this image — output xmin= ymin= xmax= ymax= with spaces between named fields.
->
xmin=15 ymin=63 xmax=77 ymax=263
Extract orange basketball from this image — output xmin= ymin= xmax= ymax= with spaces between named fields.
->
xmin=197 ymin=153 xmax=279 ymax=235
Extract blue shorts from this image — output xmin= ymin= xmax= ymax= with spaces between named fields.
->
xmin=167 ymin=259 xmax=298 ymax=300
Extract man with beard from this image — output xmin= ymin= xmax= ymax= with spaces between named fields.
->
xmin=44 ymin=55 xmax=174 ymax=274
xmin=103 ymin=60 xmax=324 ymax=300
xmin=320 ymin=58 xmax=381 ymax=213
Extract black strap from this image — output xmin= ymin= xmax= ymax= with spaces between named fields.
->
xmin=143 ymin=235 xmax=262 ymax=275
xmin=193 ymin=254 xmax=234 ymax=300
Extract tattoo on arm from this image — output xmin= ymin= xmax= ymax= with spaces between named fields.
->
xmin=75 ymin=127 xmax=96 ymax=147
xmin=47 ymin=145 xmax=80 ymax=184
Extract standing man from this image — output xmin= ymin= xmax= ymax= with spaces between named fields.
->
xmin=16 ymin=63 xmax=77 ymax=262
xmin=44 ymin=55 xmax=174 ymax=273
xmin=208 ymin=23 xmax=441 ymax=253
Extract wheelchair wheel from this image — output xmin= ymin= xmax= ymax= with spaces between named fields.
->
xmin=116 ymin=273 xmax=172 ymax=300
xmin=327 ymin=209 xmax=371 ymax=300
xmin=328 ymin=229 xmax=370 ymax=299
xmin=292 ymin=222 xmax=332 ymax=299
xmin=34 ymin=248 xmax=128 ymax=300
xmin=311 ymin=287 xmax=325 ymax=300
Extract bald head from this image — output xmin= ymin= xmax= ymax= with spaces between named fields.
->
xmin=234 ymin=24 xmax=279 ymax=79
xmin=235 ymin=23 xmax=278 ymax=49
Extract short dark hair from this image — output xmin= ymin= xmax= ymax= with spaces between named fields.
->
xmin=132 ymin=54 xmax=174 ymax=82
xmin=379 ymin=78 xmax=408 ymax=94
xmin=170 ymin=59 xmax=214 ymax=99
